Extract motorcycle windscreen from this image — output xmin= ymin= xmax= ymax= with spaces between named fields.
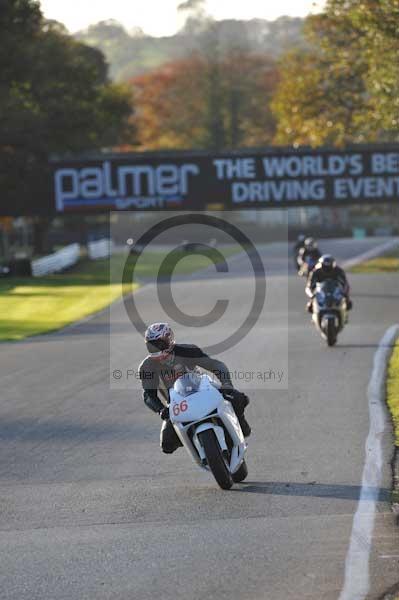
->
xmin=173 ymin=372 xmax=202 ymax=397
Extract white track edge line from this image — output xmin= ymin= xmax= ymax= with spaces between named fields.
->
xmin=338 ymin=323 xmax=399 ymax=600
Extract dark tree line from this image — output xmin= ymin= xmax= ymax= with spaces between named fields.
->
xmin=0 ymin=0 xmax=133 ymax=248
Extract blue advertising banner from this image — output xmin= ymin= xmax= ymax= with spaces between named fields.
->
xmin=50 ymin=145 xmax=399 ymax=214
xmin=2 ymin=144 xmax=399 ymax=215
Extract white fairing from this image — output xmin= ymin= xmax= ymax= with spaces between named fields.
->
xmin=169 ymin=374 xmax=247 ymax=475
xmin=170 ymin=376 xmax=221 ymax=423
xmin=311 ymin=280 xmax=347 ymax=339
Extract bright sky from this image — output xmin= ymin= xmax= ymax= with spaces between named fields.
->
xmin=39 ymin=0 xmax=326 ymax=36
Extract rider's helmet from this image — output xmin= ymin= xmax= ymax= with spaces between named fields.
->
xmin=304 ymin=237 xmax=317 ymax=249
xmin=297 ymin=234 xmax=306 ymax=244
xmin=319 ymin=254 xmax=336 ymax=273
xmin=145 ymin=322 xmax=175 ymax=361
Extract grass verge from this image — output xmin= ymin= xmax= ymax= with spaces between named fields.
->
xmin=0 ymin=247 xmax=239 ymax=341
xmin=387 ymin=340 xmax=399 ymax=447
xmin=0 ymin=259 xmax=131 ymax=341
xmin=387 ymin=337 xmax=399 ymax=511
xmin=350 ymin=247 xmax=399 ymax=273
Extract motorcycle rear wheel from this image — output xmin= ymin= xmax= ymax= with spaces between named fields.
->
xmin=198 ymin=429 xmax=233 ymax=490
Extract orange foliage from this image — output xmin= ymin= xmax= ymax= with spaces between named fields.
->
xmin=129 ymin=53 xmax=278 ymax=151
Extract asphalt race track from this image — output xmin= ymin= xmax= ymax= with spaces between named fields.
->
xmin=0 ymin=238 xmax=398 ymax=600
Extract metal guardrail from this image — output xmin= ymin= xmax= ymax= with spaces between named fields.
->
xmin=88 ymin=238 xmax=113 ymax=260
xmin=31 ymin=244 xmax=80 ymax=277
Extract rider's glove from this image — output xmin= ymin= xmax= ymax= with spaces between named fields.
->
xmin=221 ymin=388 xmax=249 ymax=411
xmin=220 ymin=387 xmax=235 ymax=401
xmin=159 ymin=406 xmax=170 ymax=421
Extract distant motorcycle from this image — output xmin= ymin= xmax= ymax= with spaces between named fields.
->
xmin=169 ymin=372 xmax=248 ymax=489
xmin=311 ymin=279 xmax=347 ymax=346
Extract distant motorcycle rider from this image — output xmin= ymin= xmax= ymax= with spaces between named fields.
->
xmin=139 ymin=323 xmax=251 ymax=454
xmin=297 ymin=238 xmax=322 ymax=274
xmin=294 ymin=234 xmax=306 ymax=254
xmin=294 ymin=234 xmax=306 ymax=270
xmin=306 ymin=255 xmax=353 ymax=312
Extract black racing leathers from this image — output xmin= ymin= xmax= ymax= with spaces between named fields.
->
xmin=306 ymin=265 xmax=350 ymax=298
xmin=139 ymin=344 xmax=250 ymax=453
xmin=139 ymin=344 xmax=234 ymax=411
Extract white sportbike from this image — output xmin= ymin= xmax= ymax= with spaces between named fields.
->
xmin=169 ymin=372 xmax=248 ymax=489
xmin=311 ymin=279 xmax=348 ymax=346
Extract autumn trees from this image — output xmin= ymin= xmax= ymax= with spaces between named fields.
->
xmin=4 ymin=0 xmax=399 ymax=203
xmin=75 ymin=17 xmax=304 ymax=82
xmin=272 ymin=0 xmax=399 ymax=147
xmin=131 ymin=52 xmax=279 ymax=152
xmin=131 ymin=0 xmax=399 ymax=153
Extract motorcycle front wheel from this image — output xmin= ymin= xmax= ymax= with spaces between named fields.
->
xmin=198 ymin=429 xmax=233 ymax=490
xmin=232 ymin=460 xmax=248 ymax=483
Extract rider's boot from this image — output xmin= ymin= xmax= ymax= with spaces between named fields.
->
xmin=237 ymin=413 xmax=251 ymax=437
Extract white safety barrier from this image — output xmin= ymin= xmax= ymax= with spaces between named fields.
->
xmin=88 ymin=238 xmax=113 ymax=260
xmin=32 ymin=243 xmax=80 ymax=277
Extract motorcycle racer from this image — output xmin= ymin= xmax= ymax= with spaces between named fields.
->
xmin=293 ymin=234 xmax=306 ymax=271
xmin=306 ymin=255 xmax=353 ymax=312
xmin=139 ymin=323 xmax=251 ymax=454
xmin=298 ymin=238 xmax=322 ymax=272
